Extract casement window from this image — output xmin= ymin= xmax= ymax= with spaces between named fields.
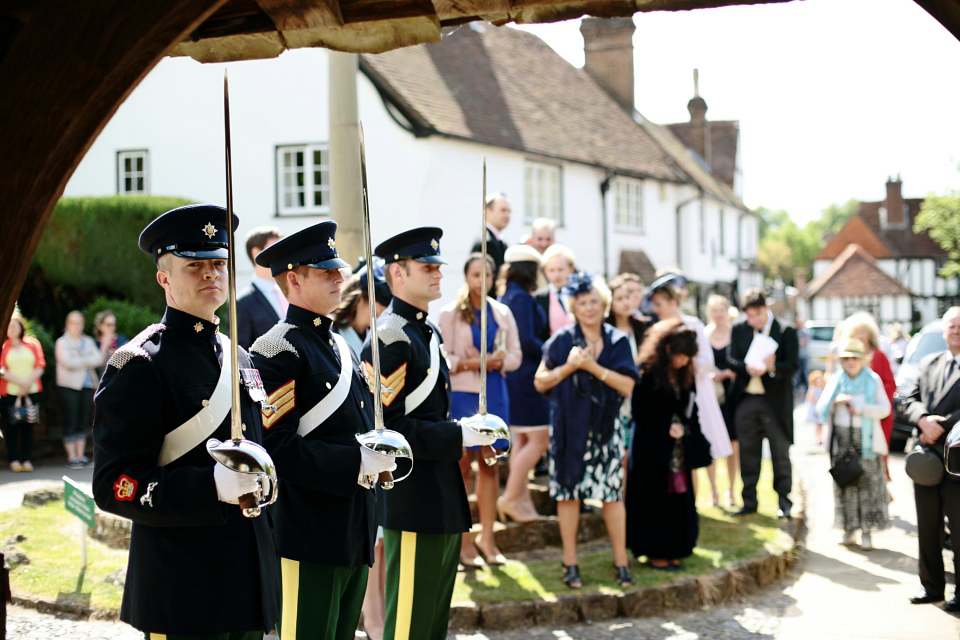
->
xmin=117 ymin=150 xmax=149 ymax=195
xmin=276 ymin=143 xmax=330 ymax=216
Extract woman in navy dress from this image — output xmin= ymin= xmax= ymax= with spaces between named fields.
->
xmin=534 ymin=273 xmax=638 ymax=589
xmin=439 ymin=253 xmax=521 ymax=567
xmin=497 ymin=245 xmax=550 ymax=524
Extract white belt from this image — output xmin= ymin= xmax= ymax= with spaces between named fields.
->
xmin=298 ymin=332 xmax=352 ymax=437
xmin=158 ymin=335 xmax=233 ymax=466
xmin=404 ymin=332 xmax=439 ymax=416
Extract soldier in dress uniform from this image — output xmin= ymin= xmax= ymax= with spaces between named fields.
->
xmin=249 ymin=221 xmax=395 ymax=640
xmin=92 ymin=204 xmax=281 ymax=639
xmin=361 ymin=227 xmax=500 ymax=640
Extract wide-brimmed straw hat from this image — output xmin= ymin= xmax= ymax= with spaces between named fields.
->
xmin=837 ymin=337 xmax=867 ymax=359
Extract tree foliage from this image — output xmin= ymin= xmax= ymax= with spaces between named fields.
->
xmin=915 ymin=188 xmax=960 ymax=278
xmin=754 ymin=199 xmax=857 ymax=285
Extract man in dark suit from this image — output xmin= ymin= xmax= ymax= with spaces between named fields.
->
xmin=471 ymin=192 xmax=510 ymax=277
xmin=235 ymin=226 xmax=284 ymax=349
xmin=901 ymin=306 xmax=960 ymax=609
xmin=726 ymin=288 xmax=798 ymax=519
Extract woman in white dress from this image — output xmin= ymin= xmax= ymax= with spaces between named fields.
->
xmin=648 ymin=278 xmax=733 ymax=507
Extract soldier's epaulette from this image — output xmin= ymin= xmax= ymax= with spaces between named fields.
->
xmin=377 ymin=313 xmax=410 ymax=346
xmin=250 ymin=323 xmax=299 ymax=359
xmin=107 ymin=323 xmax=165 ymax=370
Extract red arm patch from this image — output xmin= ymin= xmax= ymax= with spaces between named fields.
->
xmin=113 ymin=475 xmax=137 ymax=501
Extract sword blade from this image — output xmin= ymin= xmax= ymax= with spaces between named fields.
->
xmin=224 ymin=71 xmax=243 ymax=442
xmin=478 ymin=159 xmax=488 ymax=416
xmin=359 ymin=122 xmax=385 ymax=432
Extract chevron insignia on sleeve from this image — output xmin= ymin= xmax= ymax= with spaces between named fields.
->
xmin=362 ymin=361 xmax=406 ymax=407
xmin=262 ymin=379 xmax=295 ymax=428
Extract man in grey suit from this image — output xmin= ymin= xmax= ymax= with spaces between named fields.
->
xmin=235 ymin=226 xmax=284 ymax=349
xmin=901 ymin=306 xmax=960 ymax=609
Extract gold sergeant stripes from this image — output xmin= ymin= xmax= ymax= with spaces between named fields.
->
xmin=362 ymin=362 xmax=406 ymax=407
xmin=262 ymin=379 xmax=296 ymax=428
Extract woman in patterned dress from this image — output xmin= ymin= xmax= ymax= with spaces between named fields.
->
xmin=816 ymin=338 xmax=891 ymax=550
xmin=534 ymin=273 xmax=638 ymax=589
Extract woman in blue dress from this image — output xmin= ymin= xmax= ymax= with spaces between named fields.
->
xmin=534 ymin=273 xmax=639 ymax=589
xmin=439 ymin=253 xmax=521 ymax=567
xmin=498 ymin=245 xmax=551 ymax=524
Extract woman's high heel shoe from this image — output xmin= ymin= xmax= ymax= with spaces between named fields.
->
xmin=562 ymin=563 xmax=582 ymax=589
xmin=496 ymin=497 xmax=540 ymax=524
xmin=615 ymin=565 xmax=633 ymax=587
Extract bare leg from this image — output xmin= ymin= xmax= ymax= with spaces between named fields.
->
xmin=503 ymin=429 xmax=548 ymax=519
xmin=706 ymin=461 xmax=720 ymax=506
xmin=459 ymin=450 xmax=479 ymax=561
xmin=602 ymin=501 xmax=628 ymax=567
xmin=726 ymin=441 xmax=740 ymax=505
xmin=557 ymin=500 xmax=581 ymax=566
xmin=361 ymin=537 xmax=386 ymax=640
xmin=475 ymin=454 xmax=502 ymax=558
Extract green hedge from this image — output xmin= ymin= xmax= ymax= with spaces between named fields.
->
xmin=84 ymin=297 xmax=162 ymax=341
xmin=34 ymin=195 xmax=194 ymax=314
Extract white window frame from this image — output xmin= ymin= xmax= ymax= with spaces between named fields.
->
xmin=276 ymin=143 xmax=330 ymax=216
xmin=613 ymin=177 xmax=644 ymax=234
xmin=524 ymin=160 xmax=563 ymax=225
xmin=117 ymin=149 xmax=149 ymax=195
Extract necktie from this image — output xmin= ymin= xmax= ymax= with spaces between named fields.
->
xmin=274 ymin=285 xmax=289 ymax=317
xmin=943 ymin=357 xmax=956 ymax=395
xmin=549 ymin=290 xmax=571 ymax=335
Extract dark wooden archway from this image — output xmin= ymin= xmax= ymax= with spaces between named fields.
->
xmin=0 ymin=0 xmax=958 ymax=326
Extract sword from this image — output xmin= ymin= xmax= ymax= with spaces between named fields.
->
xmin=206 ymin=70 xmax=278 ymax=517
xmin=356 ymin=121 xmax=413 ymax=489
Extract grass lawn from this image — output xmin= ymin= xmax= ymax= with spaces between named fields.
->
xmin=0 ymin=502 xmax=126 ymax=611
xmin=453 ymin=460 xmax=790 ymax=604
xmin=0 ymin=460 xmax=790 ymax=613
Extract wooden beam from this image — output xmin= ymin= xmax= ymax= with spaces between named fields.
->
xmin=913 ymin=0 xmax=960 ymax=41
xmin=431 ymin=0 xmax=512 ymax=21
xmin=0 ymin=0 xmax=228 ymax=327
xmin=255 ymin=0 xmax=344 ymax=29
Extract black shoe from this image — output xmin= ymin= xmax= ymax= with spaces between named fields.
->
xmin=909 ymin=589 xmax=944 ymax=604
xmin=944 ymin=596 xmax=960 ymax=612
xmin=777 ymin=509 xmax=792 ymax=520
xmin=733 ymin=507 xmax=757 ymax=516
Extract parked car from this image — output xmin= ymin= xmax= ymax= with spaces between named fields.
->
xmin=806 ymin=321 xmax=838 ymax=372
xmin=892 ymin=320 xmax=946 ymax=452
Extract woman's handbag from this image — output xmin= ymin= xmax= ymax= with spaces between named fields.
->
xmin=684 ymin=429 xmax=713 ymax=470
xmin=828 ymin=410 xmax=864 ymax=488
xmin=9 ymin=396 xmax=39 ymax=424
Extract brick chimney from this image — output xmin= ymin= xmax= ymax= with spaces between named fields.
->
xmin=686 ymin=69 xmax=709 ymax=161
xmin=580 ymin=17 xmax=636 ymax=114
xmin=882 ymin=175 xmax=905 ymax=228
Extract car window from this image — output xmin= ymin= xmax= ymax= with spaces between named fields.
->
xmin=904 ymin=331 xmax=946 ymax=365
xmin=809 ymin=326 xmax=835 ymax=341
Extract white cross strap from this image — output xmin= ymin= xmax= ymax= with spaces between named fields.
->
xmin=298 ymin=332 xmax=352 ymax=437
xmin=158 ymin=335 xmax=233 ymax=466
xmin=404 ymin=331 xmax=440 ymax=416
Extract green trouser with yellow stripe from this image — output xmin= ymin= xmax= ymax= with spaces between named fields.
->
xmin=277 ymin=558 xmax=368 ymax=640
xmin=145 ymin=633 xmax=261 ymax=640
xmin=382 ymin=529 xmax=460 ymax=640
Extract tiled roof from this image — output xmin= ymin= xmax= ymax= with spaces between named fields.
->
xmin=816 ymin=198 xmax=945 ymax=261
xmin=667 ymin=119 xmax=739 ymax=190
xmin=360 ymin=24 xmax=681 ymax=183
xmin=807 ymin=244 xmax=914 ymax=298
xmin=618 ymin=249 xmax=657 ymax=286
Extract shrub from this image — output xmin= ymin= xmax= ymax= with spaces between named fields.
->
xmin=84 ymin=297 xmax=162 ymax=341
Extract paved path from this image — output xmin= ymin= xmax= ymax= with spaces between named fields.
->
xmin=5 ymin=406 xmax=960 ymax=638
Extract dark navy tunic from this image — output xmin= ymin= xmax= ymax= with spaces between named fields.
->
xmin=360 ymin=298 xmax=471 ymax=535
xmin=92 ymin=307 xmax=280 ymax=636
xmin=251 ymin=304 xmax=377 ymax=566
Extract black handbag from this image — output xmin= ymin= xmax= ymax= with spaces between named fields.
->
xmin=682 ymin=391 xmax=712 ymax=470
xmin=828 ymin=410 xmax=864 ymax=488
xmin=8 ymin=396 xmax=39 ymax=425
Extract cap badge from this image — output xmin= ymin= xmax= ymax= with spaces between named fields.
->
xmin=430 ymin=239 xmax=439 ymax=250
xmin=194 ymin=322 xmax=204 ymax=333
xmin=202 ymin=222 xmax=217 ymax=239
xmin=313 ymin=317 xmax=322 ymax=327
xmin=327 ymin=237 xmax=336 ymax=250
xmin=416 ymin=312 xmax=423 ymax=320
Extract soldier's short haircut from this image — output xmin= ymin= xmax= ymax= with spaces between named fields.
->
xmin=245 ymin=226 xmax=282 ymax=264
xmin=156 ymin=254 xmax=172 ymax=272
xmin=383 ymin=260 xmax=410 ymax=291
xmin=739 ymin=288 xmax=767 ymax=311
xmin=275 ymin=266 xmax=311 ymax=297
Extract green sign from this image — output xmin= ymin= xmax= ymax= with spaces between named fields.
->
xmin=63 ymin=476 xmax=95 ymax=529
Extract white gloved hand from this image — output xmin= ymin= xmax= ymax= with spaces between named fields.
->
xmin=214 ymin=462 xmax=260 ymax=505
xmin=358 ymin=445 xmax=398 ymax=487
xmin=460 ymin=417 xmax=499 ymax=447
